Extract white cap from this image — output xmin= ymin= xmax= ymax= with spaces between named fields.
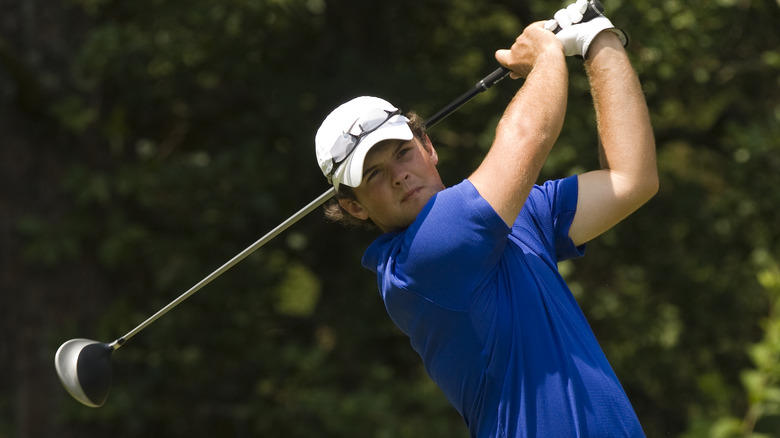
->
xmin=315 ymin=96 xmax=412 ymax=190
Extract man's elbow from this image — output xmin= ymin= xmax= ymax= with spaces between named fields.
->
xmin=634 ymin=166 xmax=659 ymax=206
xmin=627 ymin=138 xmax=659 ymax=206
xmin=616 ymin=164 xmax=658 ymax=209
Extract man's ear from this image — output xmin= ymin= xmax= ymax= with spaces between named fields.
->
xmin=423 ymin=134 xmax=438 ymax=164
xmin=338 ymin=197 xmax=370 ymax=220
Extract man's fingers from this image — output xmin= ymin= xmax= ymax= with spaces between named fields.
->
xmin=554 ymin=9 xmax=573 ymax=28
xmin=554 ymin=0 xmax=592 ymax=28
xmin=566 ymin=2 xmax=585 ymax=23
xmin=494 ymin=49 xmax=521 ymax=79
xmin=494 ymin=49 xmax=509 ymax=64
xmin=544 ymin=19 xmax=559 ymax=32
xmin=494 ymin=49 xmax=513 ymax=73
xmin=575 ymin=0 xmax=590 ymax=15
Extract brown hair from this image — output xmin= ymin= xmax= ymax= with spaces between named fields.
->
xmin=323 ymin=111 xmax=428 ymax=230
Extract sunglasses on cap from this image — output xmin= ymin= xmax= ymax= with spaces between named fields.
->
xmin=326 ymin=108 xmax=402 ymax=183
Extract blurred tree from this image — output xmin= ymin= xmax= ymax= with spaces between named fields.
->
xmin=682 ymin=254 xmax=780 ymax=437
xmin=0 ymin=0 xmax=778 ymax=437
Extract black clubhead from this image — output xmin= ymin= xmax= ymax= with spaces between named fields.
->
xmin=55 ymin=339 xmax=114 ymax=407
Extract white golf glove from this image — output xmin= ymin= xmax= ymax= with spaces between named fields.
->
xmin=545 ymin=0 xmax=628 ymax=58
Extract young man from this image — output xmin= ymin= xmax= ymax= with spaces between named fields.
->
xmin=314 ymin=3 xmax=657 ymax=437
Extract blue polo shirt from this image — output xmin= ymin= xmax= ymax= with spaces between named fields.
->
xmin=362 ymin=176 xmax=644 ymax=438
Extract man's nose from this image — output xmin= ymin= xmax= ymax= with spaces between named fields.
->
xmin=392 ymin=165 xmax=410 ymax=186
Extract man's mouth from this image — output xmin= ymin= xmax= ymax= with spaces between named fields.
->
xmin=401 ymin=187 xmax=422 ymax=203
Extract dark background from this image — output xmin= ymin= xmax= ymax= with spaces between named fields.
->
xmin=1 ymin=0 xmax=779 ymax=436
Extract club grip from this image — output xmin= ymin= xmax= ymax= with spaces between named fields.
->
xmin=478 ymin=66 xmax=512 ymax=91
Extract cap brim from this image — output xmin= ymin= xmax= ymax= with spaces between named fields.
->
xmin=332 ymin=121 xmax=413 ymax=189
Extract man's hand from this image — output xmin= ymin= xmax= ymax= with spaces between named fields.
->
xmin=495 ymin=22 xmax=564 ymax=79
xmin=546 ymin=0 xmax=628 ymax=58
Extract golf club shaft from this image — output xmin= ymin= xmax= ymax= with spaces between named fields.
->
xmin=107 ymin=67 xmax=502 ymax=350
xmin=426 ymin=0 xmax=605 ymax=127
xmin=424 ymin=67 xmax=510 ymax=128
xmin=110 ymin=188 xmax=336 ymax=349
xmin=108 ymin=0 xmax=607 ymax=348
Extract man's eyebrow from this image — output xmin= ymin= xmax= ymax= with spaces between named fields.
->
xmin=362 ymin=163 xmax=377 ymax=179
xmin=362 ymin=140 xmax=406 ymax=179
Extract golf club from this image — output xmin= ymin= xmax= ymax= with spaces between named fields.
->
xmin=55 ymin=0 xmax=605 ymax=408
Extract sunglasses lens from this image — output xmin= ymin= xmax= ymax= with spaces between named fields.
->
xmin=327 ymin=109 xmax=400 ymax=179
xmin=330 ymin=133 xmax=353 ymax=163
xmin=355 ymin=108 xmax=393 ymax=135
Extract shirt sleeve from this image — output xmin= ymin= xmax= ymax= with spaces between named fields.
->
xmin=515 ymin=175 xmax=585 ymax=263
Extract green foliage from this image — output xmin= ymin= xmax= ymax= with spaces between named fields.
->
xmin=3 ymin=0 xmax=779 ymax=436
xmin=682 ymin=255 xmax=780 ymax=437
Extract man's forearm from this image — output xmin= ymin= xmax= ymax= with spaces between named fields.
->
xmin=494 ymin=48 xmax=568 ymax=179
xmin=566 ymin=30 xmax=658 ymax=246
xmin=471 ymin=23 xmax=568 ymax=226
xmin=479 ymin=48 xmax=568 ymax=225
xmin=585 ymin=32 xmax=657 ymax=194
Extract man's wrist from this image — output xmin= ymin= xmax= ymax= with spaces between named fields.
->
xmin=531 ymin=46 xmax=566 ymax=77
xmin=585 ymin=30 xmax=626 ymax=60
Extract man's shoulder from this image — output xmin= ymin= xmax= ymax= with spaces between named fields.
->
xmin=361 ymin=178 xmax=510 ymax=272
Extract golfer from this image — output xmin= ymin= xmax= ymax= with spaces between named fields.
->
xmin=314 ymin=3 xmax=657 ymax=436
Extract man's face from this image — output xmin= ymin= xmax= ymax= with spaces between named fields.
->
xmin=339 ymin=136 xmax=445 ymax=232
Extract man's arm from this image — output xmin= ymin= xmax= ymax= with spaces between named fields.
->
xmin=568 ymin=31 xmax=659 ymax=246
xmin=469 ymin=23 xmax=568 ymax=227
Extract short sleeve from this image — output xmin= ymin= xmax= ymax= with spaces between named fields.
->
xmin=515 ymin=175 xmax=585 ymax=262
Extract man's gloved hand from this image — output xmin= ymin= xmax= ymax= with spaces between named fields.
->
xmin=545 ymin=0 xmax=628 ymax=58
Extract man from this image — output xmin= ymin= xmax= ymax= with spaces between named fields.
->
xmin=314 ymin=2 xmax=657 ymax=437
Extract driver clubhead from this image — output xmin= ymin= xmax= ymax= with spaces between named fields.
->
xmin=55 ymin=339 xmax=113 ymax=407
